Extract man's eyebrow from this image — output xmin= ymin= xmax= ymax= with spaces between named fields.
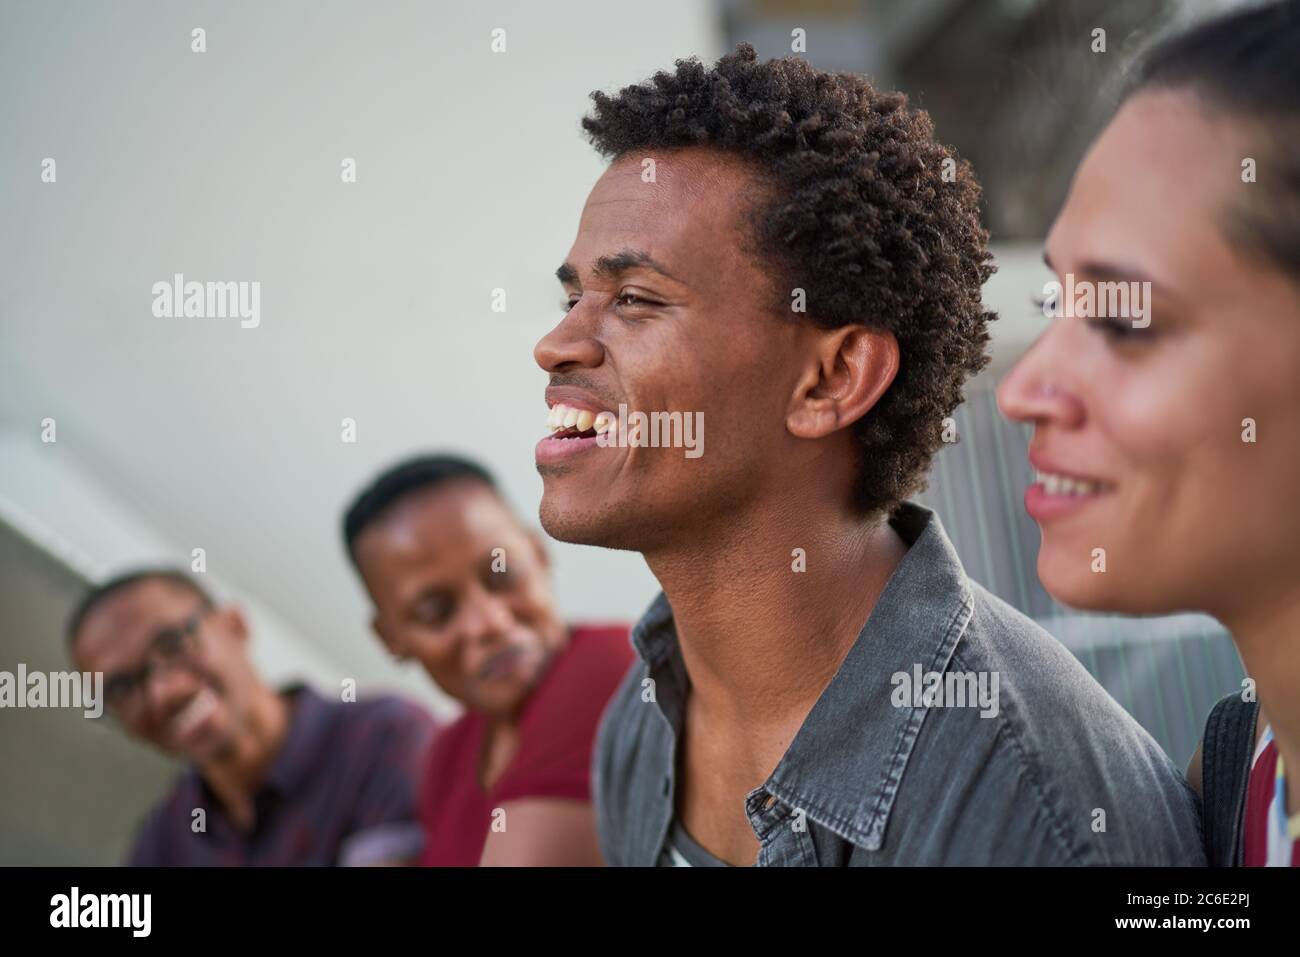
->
xmin=555 ymin=249 xmax=681 ymax=286
xmin=594 ymin=249 xmax=680 ymax=281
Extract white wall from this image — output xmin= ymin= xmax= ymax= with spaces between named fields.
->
xmin=0 ymin=522 xmax=178 ymax=865
xmin=0 ymin=2 xmax=1057 ymax=719
xmin=1 ymin=0 xmax=723 ymax=716
xmin=0 ymin=433 xmax=352 ymax=689
xmin=979 ymin=243 xmax=1055 ymax=382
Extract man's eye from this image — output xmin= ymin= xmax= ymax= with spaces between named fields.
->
xmin=560 ymin=297 xmax=579 ymax=313
xmin=616 ymin=293 xmax=648 ymax=307
xmin=154 ymin=627 xmax=185 ymax=658
xmin=104 ymin=675 xmax=136 ymax=704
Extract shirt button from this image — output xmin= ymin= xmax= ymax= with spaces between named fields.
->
xmin=661 ymin=776 xmax=671 ymax=796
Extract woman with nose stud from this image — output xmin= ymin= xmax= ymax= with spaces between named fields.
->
xmin=998 ymin=1 xmax=1300 ymax=866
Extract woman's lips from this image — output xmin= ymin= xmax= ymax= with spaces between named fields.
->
xmin=1023 ymin=456 xmax=1115 ymax=524
xmin=1024 ymin=480 xmax=1111 ymax=522
xmin=478 ymin=646 xmax=526 ymax=682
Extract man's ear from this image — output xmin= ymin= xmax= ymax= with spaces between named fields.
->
xmin=786 ymin=325 xmax=899 ymax=439
xmin=370 ymin=613 xmax=404 ymax=660
xmin=216 ymin=605 xmax=251 ymax=644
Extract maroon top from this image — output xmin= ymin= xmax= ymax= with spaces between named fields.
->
xmin=417 ymin=624 xmax=634 ymax=866
xmin=1242 ymin=733 xmax=1300 ymax=867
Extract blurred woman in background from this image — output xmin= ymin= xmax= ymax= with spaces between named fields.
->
xmin=343 ymin=455 xmax=634 ymax=866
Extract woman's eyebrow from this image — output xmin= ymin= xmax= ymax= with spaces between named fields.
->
xmin=402 ymin=582 xmax=449 ymax=609
xmin=1045 ymin=249 xmax=1180 ymax=298
xmin=1076 ymin=259 xmax=1153 ymax=284
xmin=1048 ymin=255 xmax=1190 ymax=315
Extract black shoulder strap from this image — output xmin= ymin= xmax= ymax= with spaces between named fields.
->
xmin=1201 ymin=690 xmax=1260 ymax=867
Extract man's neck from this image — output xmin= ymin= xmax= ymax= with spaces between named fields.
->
xmin=645 ymin=499 xmax=909 ymax=737
xmin=200 ymin=685 xmax=292 ymax=830
xmin=1226 ymin=586 xmax=1300 ymax=818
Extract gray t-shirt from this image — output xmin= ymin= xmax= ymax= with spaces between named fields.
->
xmin=659 ymin=818 xmax=729 ymax=867
xmin=594 ymin=503 xmax=1206 ymax=866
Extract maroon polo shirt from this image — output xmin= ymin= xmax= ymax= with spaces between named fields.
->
xmin=417 ymin=624 xmax=634 ymax=866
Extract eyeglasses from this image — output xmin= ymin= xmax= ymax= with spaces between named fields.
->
xmin=102 ymin=609 xmax=208 ymax=714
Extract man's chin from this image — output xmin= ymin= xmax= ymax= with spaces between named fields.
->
xmin=539 ymin=496 xmax=633 ymax=550
xmin=172 ymin=724 xmax=236 ymax=766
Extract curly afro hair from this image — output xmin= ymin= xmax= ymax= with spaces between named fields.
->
xmin=581 ymin=43 xmax=995 ymax=516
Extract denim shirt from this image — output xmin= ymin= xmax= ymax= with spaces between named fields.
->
xmin=593 ymin=503 xmax=1205 ymax=866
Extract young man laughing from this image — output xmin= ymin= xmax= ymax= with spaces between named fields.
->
xmin=534 ymin=45 xmax=1203 ymax=866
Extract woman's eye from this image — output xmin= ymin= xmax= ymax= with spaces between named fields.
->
xmin=1086 ymin=315 xmax=1150 ymax=341
xmin=413 ymin=600 xmax=452 ymax=627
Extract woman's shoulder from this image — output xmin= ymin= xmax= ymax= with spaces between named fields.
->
xmin=522 ymin=623 xmax=636 ymax=727
xmin=425 ymin=708 xmax=482 ymax=776
xmin=568 ymin=622 xmax=636 ymax=668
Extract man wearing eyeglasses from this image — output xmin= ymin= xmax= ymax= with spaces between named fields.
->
xmin=67 ymin=569 xmax=437 ymax=866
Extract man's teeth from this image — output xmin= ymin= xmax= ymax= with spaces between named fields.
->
xmin=1035 ymin=470 xmax=1104 ymax=496
xmin=171 ymin=688 xmax=217 ymax=738
xmin=548 ymin=403 xmax=614 ymax=435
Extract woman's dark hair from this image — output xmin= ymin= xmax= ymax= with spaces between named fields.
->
xmin=343 ymin=454 xmax=498 ymax=563
xmin=1126 ymin=0 xmax=1300 ymax=281
xmin=582 ymin=44 xmax=995 ymax=516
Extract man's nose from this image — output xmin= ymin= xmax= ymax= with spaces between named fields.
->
xmin=534 ymin=302 xmax=605 ymax=373
xmin=144 ymin=661 xmax=198 ymax=717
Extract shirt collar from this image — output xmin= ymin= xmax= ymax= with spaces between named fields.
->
xmin=630 ymin=501 xmax=974 ymax=852
xmin=629 ymin=592 xmax=678 ymax=670
xmin=184 ymin=684 xmax=331 ymax=807
xmin=261 ymin=684 xmax=332 ymax=795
